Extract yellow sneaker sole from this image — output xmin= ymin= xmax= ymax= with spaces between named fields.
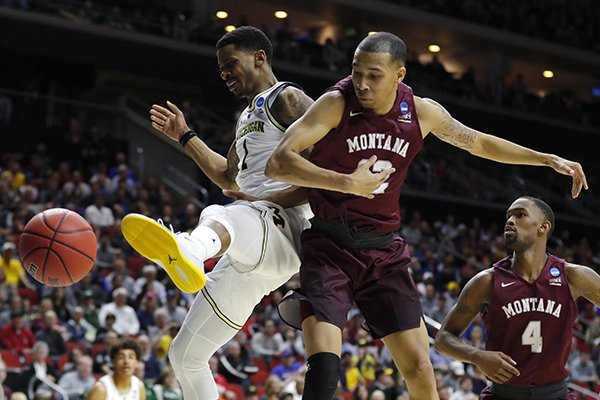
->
xmin=121 ymin=214 xmax=206 ymax=293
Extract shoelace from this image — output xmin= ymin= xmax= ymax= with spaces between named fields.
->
xmin=157 ymin=218 xmax=179 ymax=234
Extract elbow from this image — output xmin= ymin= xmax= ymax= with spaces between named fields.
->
xmin=265 ymin=150 xmax=285 ymax=180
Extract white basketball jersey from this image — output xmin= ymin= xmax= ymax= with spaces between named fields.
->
xmin=99 ymin=374 xmax=142 ymax=400
xmin=234 ymin=82 xmax=297 ymax=198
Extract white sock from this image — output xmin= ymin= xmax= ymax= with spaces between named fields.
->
xmin=190 ymin=225 xmax=222 ymax=261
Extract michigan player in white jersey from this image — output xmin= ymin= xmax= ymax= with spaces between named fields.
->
xmin=120 ymin=26 xmax=314 ymax=399
xmin=87 ymin=339 xmax=145 ymax=400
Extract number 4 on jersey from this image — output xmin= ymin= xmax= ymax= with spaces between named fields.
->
xmin=522 ymin=320 xmax=543 ymax=353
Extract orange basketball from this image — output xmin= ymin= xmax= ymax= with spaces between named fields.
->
xmin=19 ymin=208 xmax=97 ymax=286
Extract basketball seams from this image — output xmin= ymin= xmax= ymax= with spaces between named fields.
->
xmin=42 ymin=211 xmax=93 ymax=234
xmin=47 ymin=247 xmax=75 ymax=285
xmin=40 ymin=212 xmax=68 ymax=284
xmin=20 ymin=231 xmax=96 ymax=263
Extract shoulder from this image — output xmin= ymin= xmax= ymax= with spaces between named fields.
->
xmin=87 ymin=380 xmax=107 ymax=400
xmin=461 ymin=268 xmax=495 ymax=302
xmin=269 ymin=84 xmax=314 ymax=128
xmin=414 ymin=96 xmax=446 ymax=120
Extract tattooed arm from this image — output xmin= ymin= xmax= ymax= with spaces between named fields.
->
xmin=434 ymin=269 xmax=520 ymax=383
xmin=415 ymin=97 xmax=587 ymax=198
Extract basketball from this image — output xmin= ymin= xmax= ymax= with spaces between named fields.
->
xmin=18 ymin=208 xmax=97 ymax=287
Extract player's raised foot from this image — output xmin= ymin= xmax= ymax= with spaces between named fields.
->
xmin=121 ymin=214 xmax=206 ymax=293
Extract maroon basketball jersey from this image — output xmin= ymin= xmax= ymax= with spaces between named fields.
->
xmin=308 ymin=76 xmax=424 ymax=233
xmin=483 ymin=255 xmax=577 ymax=386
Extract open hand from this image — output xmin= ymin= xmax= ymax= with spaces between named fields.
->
xmin=149 ymin=101 xmax=191 ymax=142
xmin=547 ymin=155 xmax=588 ymax=198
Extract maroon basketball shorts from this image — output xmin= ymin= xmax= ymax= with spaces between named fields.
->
xmin=298 ymin=230 xmax=423 ymax=339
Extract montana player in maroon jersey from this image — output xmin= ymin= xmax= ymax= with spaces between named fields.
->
xmin=266 ymin=31 xmax=587 ymax=400
xmin=435 ymin=196 xmax=600 ymax=399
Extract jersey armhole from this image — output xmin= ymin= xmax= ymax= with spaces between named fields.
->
xmin=265 ymin=82 xmax=306 ymax=131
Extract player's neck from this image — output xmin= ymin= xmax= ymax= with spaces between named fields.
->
xmin=510 ymin=247 xmax=548 ymax=282
xmin=112 ymin=373 xmax=132 ymax=390
xmin=246 ymin=71 xmax=277 ymax=104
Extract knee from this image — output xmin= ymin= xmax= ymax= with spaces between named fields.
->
xmin=405 ymin=357 xmax=434 ymax=382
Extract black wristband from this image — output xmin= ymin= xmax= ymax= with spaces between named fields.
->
xmin=179 ymin=130 xmax=197 ymax=147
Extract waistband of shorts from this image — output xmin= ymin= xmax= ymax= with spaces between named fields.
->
xmin=308 ymin=217 xmax=394 ymax=249
xmin=491 ymin=379 xmax=568 ymax=400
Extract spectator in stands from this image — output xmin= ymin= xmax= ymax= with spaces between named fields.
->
xmin=366 ymin=367 xmax=394 ymax=396
xmin=420 ymin=281 xmax=437 ymax=317
xmin=57 ymin=355 xmax=96 ymax=400
xmin=35 ymin=310 xmax=67 ymax=359
xmin=60 ymin=346 xmax=85 ymax=375
xmin=18 ymin=341 xmax=58 ymax=395
xmin=431 ymin=293 xmax=452 ymax=324
xmin=282 ymin=374 xmax=305 ymax=400
xmin=49 ymin=287 xmax=71 ymax=322
xmin=209 ymin=355 xmax=227 ymax=397
xmin=66 ymin=305 xmax=96 ymax=343
xmin=0 ymin=293 xmax=25 ymax=328
xmin=137 ymin=334 xmax=161 ymax=382
xmin=136 ymin=291 xmax=158 ymax=333
xmin=135 ymin=361 xmax=157 ymax=399
xmin=1 ymin=310 xmax=36 ymax=355
xmin=444 ymin=361 xmax=465 ymax=392
xmin=569 ymin=350 xmax=599 ymax=390
xmin=98 ymin=287 xmax=140 ymax=336
xmin=84 ymin=194 xmax=115 ymax=228
xmin=218 ymin=341 xmax=258 ymax=387
xmin=448 ymin=375 xmax=477 ymax=400
xmin=251 ymin=319 xmax=286 ymax=367
xmin=156 ymin=289 xmax=186 ymax=327
xmin=93 ymin=329 xmax=118 ymax=375
xmin=152 ymin=367 xmax=183 ymax=400
xmin=95 ymin=231 xmax=118 ymax=269
xmin=0 ymin=358 xmax=12 ymax=400
xmin=340 ymin=351 xmax=364 ymax=392
xmin=133 ymin=264 xmax=166 ymax=306
xmin=271 ymin=349 xmax=303 ymax=382
xmin=0 ymin=242 xmax=36 ymax=290
xmin=104 ymin=258 xmax=135 ymax=296
xmin=81 ymin=290 xmax=101 ymax=330
xmin=354 ymin=339 xmax=377 ymax=383
xmin=264 ymin=374 xmax=285 ymax=400
xmin=280 ymin=326 xmax=306 ymax=358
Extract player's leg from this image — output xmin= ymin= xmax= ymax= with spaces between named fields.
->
xmin=121 ymin=201 xmax=290 ymax=293
xmin=168 ymin=281 xmax=240 ymax=400
xmin=354 ymin=237 xmax=438 ymax=400
xmin=292 ymin=232 xmax=355 ymax=400
xmin=382 ymin=320 xmax=438 ymax=400
xmin=301 ymin=317 xmax=343 ymax=400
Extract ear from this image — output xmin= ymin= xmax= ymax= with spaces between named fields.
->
xmin=538 ymin=220 xmax=551 ymax=235
xmin=397 ymin=66 xmax=407 ymax=82
xmin=255 ymin=50 xmax=267 ymax=67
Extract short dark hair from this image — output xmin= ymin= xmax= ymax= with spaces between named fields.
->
xmin=522 ymin=196 xmax=555 ymax=238
xmin=357 ymin=32 xmax=407 ymax=66
xmin=110 ymin=338 xmax=141 ymax=361
xmin=216 ymin=26 xmax=273 ymax=64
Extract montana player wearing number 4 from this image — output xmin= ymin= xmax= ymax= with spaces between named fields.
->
xmin=266 ymin=32 xmax=587 ymax=400
xmin=120 ymin=26 xmax=313 ymax=400
xmin=435 ymin=196 xmax=600 ymax=400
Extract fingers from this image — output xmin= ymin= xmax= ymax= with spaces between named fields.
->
xmin=357 ymin=155 xmax=378 ymax=169
xmin=151 ymin=104 xmax=175 ymax=118
xmin=166 ymin=100 xmax=183 ymax=116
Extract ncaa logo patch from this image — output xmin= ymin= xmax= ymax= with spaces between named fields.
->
xmin=400 ymin=101 xmax=409 ymax=114
xmin=256 ymin=97 xmax=265 ymax=107
xmin=550 ymin=266 xmax=560 ymax=277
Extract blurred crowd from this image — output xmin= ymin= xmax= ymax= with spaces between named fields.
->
xmin=1 ymin=0 xmax=599 ymax=128
xmin=0 ymin=121 xmax=599 ymax=400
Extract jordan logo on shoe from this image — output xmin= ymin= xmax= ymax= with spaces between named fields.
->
xmin=168 ymin=254 xmax=178 ymax=264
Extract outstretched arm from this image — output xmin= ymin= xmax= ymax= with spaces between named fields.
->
xmin=566 ymin=263 xmax=600 ymax=306
xmin=416 ymin=97 xmax=588 ymax=198
xmin=266 ymin=92 xmax=395 ymax=198
xmin=435 ymin=270 xmax=520 ymax=383
xmin=150 ymin=101 xmax=239 ymax=191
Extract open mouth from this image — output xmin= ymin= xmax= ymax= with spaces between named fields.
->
xmin=226 ymin=79 xmax=238 ymax=91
